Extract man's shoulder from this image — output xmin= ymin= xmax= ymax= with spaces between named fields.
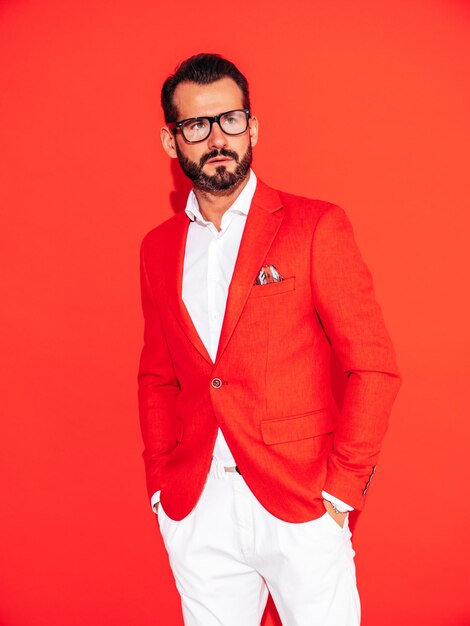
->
xmin=140 ymin=210 xmax=187 ymax=251
xmin=258 ymin=179 xmax=340 ymax=222
xmin=279 ymin=189 xmax=337 ymax=214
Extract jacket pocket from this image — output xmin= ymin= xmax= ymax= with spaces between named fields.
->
xmin=261 ymin=408 xmax=333 ymax=445
xmin=249 ymin=276 xmax=295 ymax=298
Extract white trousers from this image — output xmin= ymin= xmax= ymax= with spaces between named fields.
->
xmin=157 ymin=459 xmax=360 ymax=626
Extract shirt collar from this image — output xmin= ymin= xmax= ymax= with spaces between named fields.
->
xmin=185 ymin=169 xmax=257 ymax=225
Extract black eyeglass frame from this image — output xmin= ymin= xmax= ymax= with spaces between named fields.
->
xmin=168 ymin=108 xmax=251 ymax=143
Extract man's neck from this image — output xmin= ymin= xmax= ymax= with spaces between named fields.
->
xmin=193 ymin=174 xmax=250 ymax=231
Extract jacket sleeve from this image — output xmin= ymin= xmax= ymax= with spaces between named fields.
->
xmin=310 ymin=204 xmax=401 ymax=510
xmin=138 ymin=237 xmax=180 ymax=501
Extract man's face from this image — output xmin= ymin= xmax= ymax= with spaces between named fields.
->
xmin=162 ymin=77 xmax=258 ymax=195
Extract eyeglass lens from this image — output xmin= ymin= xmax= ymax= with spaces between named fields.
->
xmin=181 ymin=110 xmax=248 ymax=142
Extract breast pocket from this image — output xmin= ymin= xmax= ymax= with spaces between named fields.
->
xmin=249 ymin=276 xmax=296 ymax=298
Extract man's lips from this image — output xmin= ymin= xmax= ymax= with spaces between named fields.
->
xmin=206 ymin=157 xmax=233 ymax=164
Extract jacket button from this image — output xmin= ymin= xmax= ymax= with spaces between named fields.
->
xmin=211 ymin=378 xmax=222 ymax=388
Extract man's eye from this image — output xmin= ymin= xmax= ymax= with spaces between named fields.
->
xmin=187 ymin=120 xmax=207 ymax=131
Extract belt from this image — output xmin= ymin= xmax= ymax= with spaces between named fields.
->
xmin=224 ymin=465 xmax=242 ymax=475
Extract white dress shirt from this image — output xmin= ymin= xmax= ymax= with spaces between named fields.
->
xmin=151 ymin=170 xmax=352 ymax=514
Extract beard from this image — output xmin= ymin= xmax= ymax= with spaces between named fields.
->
xmin=175 ymin=142 xmax=252 ymax=195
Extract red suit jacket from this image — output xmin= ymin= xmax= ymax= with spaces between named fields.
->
xmin=138 ymin=179 xmax=401 ymax=523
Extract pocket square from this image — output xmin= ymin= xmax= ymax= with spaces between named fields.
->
xmin=255 ymin=265 xmax=284 ymax=285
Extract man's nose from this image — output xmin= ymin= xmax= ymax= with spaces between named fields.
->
xmin=207 ymin=121 xmax=228 ymax=149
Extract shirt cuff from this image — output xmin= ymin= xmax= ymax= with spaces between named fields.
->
xmin=321 ymin=490 xmax=354 ymax=512
xmin=150 ymin=490 xmax=161 ymax=514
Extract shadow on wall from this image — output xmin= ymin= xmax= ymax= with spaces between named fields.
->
xmin=169 ymin=158 xmax=192 ymax=214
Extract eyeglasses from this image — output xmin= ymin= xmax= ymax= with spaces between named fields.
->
xmin=168 ymin=109 xmax=251 ymax=143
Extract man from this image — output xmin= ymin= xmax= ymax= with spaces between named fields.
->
xmin=138 ymin=53 xmax=400 ymax=626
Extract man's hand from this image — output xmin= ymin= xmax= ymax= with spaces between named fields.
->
xmin=323 ymin=499 xmax=348 ymax=528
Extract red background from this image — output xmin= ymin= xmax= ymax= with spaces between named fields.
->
xmin=1 ymin=1 xmax=469 ymax=624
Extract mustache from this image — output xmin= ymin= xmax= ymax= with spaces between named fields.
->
xmin=200 ymin=148 xmax=239 ymax=168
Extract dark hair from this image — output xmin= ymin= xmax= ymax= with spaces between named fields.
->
xmin=161 ymin=53 xmax=250 ymax=123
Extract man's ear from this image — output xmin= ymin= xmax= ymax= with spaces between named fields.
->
xmin=160 ymin=126 xmax=178 ymax=159
xmin=249 ymin=115 xmax=259 ymax=148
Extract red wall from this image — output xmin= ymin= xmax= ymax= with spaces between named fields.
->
xmin=1 ymin=1 xmax=469 ymax=624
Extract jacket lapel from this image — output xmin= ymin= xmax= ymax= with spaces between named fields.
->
xmin=164 ymin=211 xmax=213 ymax=365
xmin=164 ymin=180 xmax=284 ymax=367
xmin=215 ymin=181 xmax=284 ymax=365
